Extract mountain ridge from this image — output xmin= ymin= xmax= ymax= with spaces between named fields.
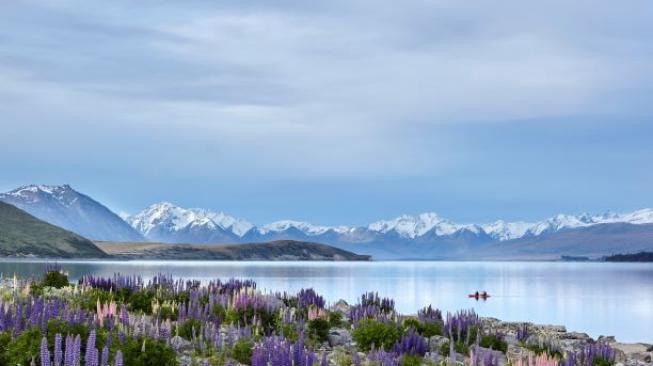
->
xmin=0 ymin=184 xmax=144 ymax=242
xmin=3 ymin=185 xmax=653 ymax=260
xmin=126 ymin=201 xmax=653 ymax=244
xmin=0 ymin=201 xmax=108 ymax=258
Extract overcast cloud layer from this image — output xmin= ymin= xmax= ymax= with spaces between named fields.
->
xmin=1 ymin=0 xmax=652 ymax=225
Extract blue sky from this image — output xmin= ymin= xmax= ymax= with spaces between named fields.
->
xmin=1 ymin=0 xmax=652 ymax=226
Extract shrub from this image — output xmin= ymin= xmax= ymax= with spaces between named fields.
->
xmin=0 ymin=331 xmax=12 ymax=365
xmin=308 ymin=318 xmax=330 ymax=343
xmin=121 ymin=337 xmax=177 ymax=366
xmin=177 ymin=319 xmax=203 ymax=340
xmin=402 ymin=318 xmax=420 ymax=331
xmin=352 ymin=319 xmax=400 ymax=352
xmin=4 ymin=327 xmax=42 ymax=365
xmin=128 ymin=290 xmax=154 ymax=314
xmin=439 ymin=341 xmax=450 ymax=356
xmin=232 ymin=338 xmax=254 ymax=365
xmin=329 ymin=311 xmax=343 ymax=328
xmin=402 ymin=355 xmax=423 ymax=366
xmin=42 ymin=270 xmax=69 ymax=288
xmin=419 ymin=322 xmax=443 ymax=337
xmin=480 ymin=334 xmax=508 ymax=353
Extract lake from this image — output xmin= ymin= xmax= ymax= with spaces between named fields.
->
xmin=1 ymin=260 xmax=651 ymax=343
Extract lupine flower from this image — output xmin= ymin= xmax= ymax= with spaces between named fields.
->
xmin=393 ymin=327 xmax=428 ymax=357
xmin=515 ymin=352 xmax=560 ymax=366
xmin=54 ymin=334 xmax=62 ymax=366
xmin=418 ymin=304 xmax=443 ymax=324
xmin=40 ymin=337 xmax=51 ymax=366
xmin=114 ymin=351 xmax=123 ymax=366
xmin=517 ymin=324 xmax=530 ymax=343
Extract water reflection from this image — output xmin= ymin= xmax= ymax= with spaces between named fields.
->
xmin=0 ymin=260 xmax=651 ymax=342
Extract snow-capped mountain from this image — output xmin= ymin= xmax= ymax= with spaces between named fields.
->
xmin=0 ymin=184 xmax=143 ymax=242
xmin=126 ymin=202 xmax=254 ymax=243
xmin=125 ymin=201 xmax=653 ymax=249
xmin=5 ymin=184 xmax=652 ymax=259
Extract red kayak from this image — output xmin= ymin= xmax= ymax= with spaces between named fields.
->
xmin=468 ymin=292 xmax=490 ymax=299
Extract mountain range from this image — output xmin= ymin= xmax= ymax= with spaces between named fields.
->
xmin=3 ymin=184 xmax=653 ymax=259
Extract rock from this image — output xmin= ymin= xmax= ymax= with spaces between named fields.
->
xmin=331 ymin=299 xmax=350 ymax=315
xmin=429 ymin=335 xmax=449 ymax=353
xmin=534 ymin=324 xmax=567 ymax=333
xmin=561 ymin=332 xmax=592 ymax=341
xmin=328 ymin=328 xmax=352 ymax=347
xmin=506 ymin=344 xmax=530 ymax=363
xmin=613 ymin=343 xmax=653 ymax=364
xmin=170 ymin=336 xmax=194 ymax=352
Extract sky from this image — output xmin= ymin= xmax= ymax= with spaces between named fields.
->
xmin=1 ymin=0 xmax=652 ymax=226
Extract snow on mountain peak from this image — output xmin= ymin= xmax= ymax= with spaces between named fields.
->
xmin=259 ymin=220 xmax=334 ymax=236
xmin=2 ymin=184 xmax=78 ymax=206
xmin=368 ymin=212 xmax=461 ymax=238
xmin=127 ymin=202 xmax=254 ymax=237
xmin=125 ymin=200 xmax=653 ymax=243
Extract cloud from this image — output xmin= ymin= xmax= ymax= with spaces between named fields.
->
xmin=0 ymin=0 xmax=652 ymax=220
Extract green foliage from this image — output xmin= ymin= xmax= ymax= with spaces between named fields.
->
xmin=402 ymin=318 xmax=420 ymax=331
xmin=128 ymin=290 xmax=154 ymax=314
xmin=42 ymin=270 xmax=69 ymax=288
xmin=455 ymin=340 xmax=469 ymax=355
xmin=437 ymin=339 xmax=468 ymax=356
xmin=231 ymin=339 xmax=253 ymax=365
xmin=402 ymin=355 xmax=423 ymax=366
xmin=0 ymin=331 xmax=12 ymax=366
xmin=439 ymin=341 xmax=450 ymax=356
xmin=308 ymin=318 xmax=330 ymax=343
xmin=480 ymin=334 xmax=508 ymax=353
xmin=226 ymin=308 xmax=278 ymax=333
xmin=526 ymin=343 xmax=563 ymax=359
xmin=328 ymin=311 xmax=343 ymax=328
xmin=593 ymin=357 xmax=614 ymax=366
xmin=419 ymin=322 xmax=443 ymax=337
xmin=352 ymin=319 xmax=400 ymax=352
xmin=4 ymin=327 xmax=42 ymax=365
xmin=403 ymin=317 xmax=442 ymax=337
xmin=210 ymin=304 xmax=226 ymax=321
xmin=279 ymin=324 xmax=299 ymax=343
xmin=121 ymin=337 xmax=177 ymax=366
xmin=47 ymin=319 xmax=89 ymax=343
xmin=177 ymin=319 xmax=203 ymax=340
xmin=158 ymin=305 xmax=178 ymax=321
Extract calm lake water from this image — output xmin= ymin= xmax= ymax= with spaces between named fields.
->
xmin=1 ymin=260 xmax=651 ymax=343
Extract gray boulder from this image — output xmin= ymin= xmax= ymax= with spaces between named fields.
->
xmin=328 ymin=328 xmax=352 ymax=347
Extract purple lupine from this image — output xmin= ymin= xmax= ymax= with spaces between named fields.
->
xmin=54 ymin=333 xmax=63 ymax=366
xmin=100 ymin=346 xmax=108 ymax=366
xmin=393 ymin=327 xmax=428 ymax=357
xmin=445 ymin=309 xmax=480 ymax=343
xmin=470 ymin=345 xmax=502 ymax=366
xmin=368 ymin=349 xmax=399 ymax=366
xmin=418 ymin=304 xmax=443 ymax=323
xmin=64 ymin=335 xmax=74 ymax=366
xmin=569 ymin=342 xmax=615 ymax=366
xmin=114 ymin=351 xmax=123 ymax=366
xmin=297 ymin=288 xmax=326 ymax=309
xmin=85 ymin=330 xmax=98 ymax=366
xmin=517 ymin=324 xmax=530 ymax=343
xmin=40 ymin=337 xmax=51 ymax=366
xmin=73 ymin=335 xmax=82 ymax=366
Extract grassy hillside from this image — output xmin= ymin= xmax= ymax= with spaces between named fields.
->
xmin=0 ymin=201 xmax=108 ymax=258
xmin=98 ymin=240 xmax=372 ymax=261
